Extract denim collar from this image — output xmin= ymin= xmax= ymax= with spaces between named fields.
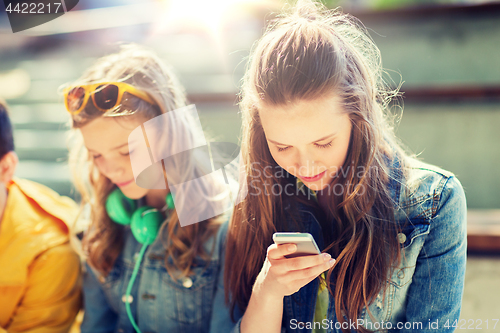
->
xmin=385 ymin=151 xmax=404 ymax=209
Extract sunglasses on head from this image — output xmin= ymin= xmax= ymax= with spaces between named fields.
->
xmin=63 ymin=82 xmax=155 ymax=114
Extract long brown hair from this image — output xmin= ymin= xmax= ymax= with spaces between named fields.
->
xmin=225 ymin=1 xmax=409 ymax=331
xmin=67 ymin=45 xmax=226 ymax=278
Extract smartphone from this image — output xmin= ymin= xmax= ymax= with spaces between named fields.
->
xmin=273 ymin=232 xmax=321 ymax=258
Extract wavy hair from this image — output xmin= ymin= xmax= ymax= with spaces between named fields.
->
xmin=67 ymin=44 xmax=227 ymax=278
xmin=0 ymin=98 xmax=14 ymax=160
xmin=225 ymin=1 xmax=410 ymax=331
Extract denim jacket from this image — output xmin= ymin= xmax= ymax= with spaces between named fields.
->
xmin=81 ymin=217 xmax=233 ymax=333
xmin=225 ymin=154 xmax=467 ymax=333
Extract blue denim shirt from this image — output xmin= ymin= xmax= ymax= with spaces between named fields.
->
xmin=81 ymin=217 xmax=233 ymax=333
xmin=225 ymin=154 xmax=467 ymax=333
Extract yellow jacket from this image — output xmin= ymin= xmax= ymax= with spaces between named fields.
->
xmin=0 ymin=178 xmax=82 ymax=333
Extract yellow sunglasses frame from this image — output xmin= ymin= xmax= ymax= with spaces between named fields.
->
xmin=63 ymin=82 xmax=156 ymax=114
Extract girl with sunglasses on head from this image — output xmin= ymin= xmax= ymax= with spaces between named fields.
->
xmin=223 ymin=1 xmax=467 ymax=332
xmin=64 ymin=44 xmax=236 ymax=333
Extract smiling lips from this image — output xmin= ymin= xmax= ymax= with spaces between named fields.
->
xmin=299 ymin=170 xmax=326 ymax=182
xmin=116 ymin=179 xmax=134 ymax=187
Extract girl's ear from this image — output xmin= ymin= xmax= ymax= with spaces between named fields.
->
xmin=0 ymin=151 xmax=18 ymax=184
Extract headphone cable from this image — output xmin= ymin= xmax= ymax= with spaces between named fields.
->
xmin=125 ymin=239 xmax=149 ymax=333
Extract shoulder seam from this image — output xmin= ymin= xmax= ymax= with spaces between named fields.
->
xmin=431 ymin=175 xmax=456 ymax=219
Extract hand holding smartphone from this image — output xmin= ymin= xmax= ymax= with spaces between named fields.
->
xmin=273 ymin=232 xmax=321 ymax=258
xmin=253 ymin=232 xmax=334 ymax=299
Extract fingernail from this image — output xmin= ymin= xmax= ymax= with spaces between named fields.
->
xmin=288 ymin=244 xmax=297 ymax=252
xmin=329 ymin=259 xmax=336 ymax=266
xmin=322 ymin=253 xmax=331 ymax=261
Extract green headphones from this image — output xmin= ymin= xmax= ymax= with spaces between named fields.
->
xmin=105 ymin=188 xmax=175 ymax=245
xmin=105 ymin=187 xmax=175 ymax=332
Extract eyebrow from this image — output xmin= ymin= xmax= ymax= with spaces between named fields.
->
xmin=267 ymin=132 xmax=337 ymax=146
xmin=88 ymin=142 xmax=128 ymax=153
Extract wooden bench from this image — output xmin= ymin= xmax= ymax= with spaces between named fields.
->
xmin=467 ymin=210 xmax=500 ymax=253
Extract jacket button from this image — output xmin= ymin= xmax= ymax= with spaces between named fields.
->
xmin=397 ymin=233 xmax=407 ymax=244
xmin=117 ymin=329 xmax=124 ymax=333
xmin=122 ymin=295 xmax=133 ymax=303
xmin=98 ymin=276 xmax=106 ymax=284
xmin=182 ymin=277 xmax=193 ymax=288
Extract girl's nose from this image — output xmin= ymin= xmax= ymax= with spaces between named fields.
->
xmin=101 ymin=158 xmax=125 ymax=179
xmin=295 ymin=152 xmax=315 ymax=177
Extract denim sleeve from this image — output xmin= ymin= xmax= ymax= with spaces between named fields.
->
xmin=80 ymin=262 xmax=118 ymax=333
xmin=209 ymin=219 xmax=243 ymax=333
xmin=401 ymin=176 xmax=467 ymax=332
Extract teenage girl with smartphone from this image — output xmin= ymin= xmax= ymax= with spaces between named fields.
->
xmin=223 ymin=1 xmax=467 ymax=332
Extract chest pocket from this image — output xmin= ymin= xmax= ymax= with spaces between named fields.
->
xmin=390 ymin=219 xmax=429 ymax=287
xmin=160 ymin=257 xmax=218 ymax=325
xmin=93 ymin=259 xmax=129 ymax=314
xmin=361 ymin=222 xmax=429 ymax=328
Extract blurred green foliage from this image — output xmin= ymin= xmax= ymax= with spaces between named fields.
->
xmin=321 ymin=0 xmax=340 ymax=8
xmin=315 ymin=0 xmax=485 ymax=10
xmin=372 ymin=0 xmax=472 ymax=10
